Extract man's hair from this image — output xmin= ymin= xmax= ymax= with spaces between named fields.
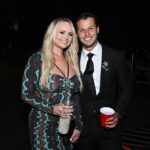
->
xmin=75 ymin=12 xmax=98 ymax=27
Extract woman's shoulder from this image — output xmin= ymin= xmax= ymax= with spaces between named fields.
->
xmin=29 ymin=51 xmax=42 ymax=62
xmin=30 ymin=51 xmax=42 ymax=59
xmin=26 ymin=51 xmax=42 ymax=68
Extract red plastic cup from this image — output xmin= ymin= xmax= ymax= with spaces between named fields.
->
xmin=100 ymin=107 xmax=115 ymax=127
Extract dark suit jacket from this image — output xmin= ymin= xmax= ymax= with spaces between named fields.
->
xmin=79 ymin=44 xmax=132 ymax=137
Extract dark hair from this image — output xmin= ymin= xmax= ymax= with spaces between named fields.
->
xmin=75 ymin=12 xmax=99 ymax=27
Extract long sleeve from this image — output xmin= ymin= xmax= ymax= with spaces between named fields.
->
xmin=115 ymin=52 xmax=132 ymax=117
xmin=72 ymin=93 xmax=83 ymax=132
xmin=94 ymin=46 xmax=132 ymax=119
xmin=21 ymin=52 xmax=54 ymax=114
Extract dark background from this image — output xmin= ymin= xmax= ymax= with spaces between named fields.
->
xmin=0 ymin=0 xmax=150 ymax=149
xmin=1 ymin=0 xmax=150 ymax=53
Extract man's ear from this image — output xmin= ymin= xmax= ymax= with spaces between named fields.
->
xmin=97 ymin=26 xmax=100 ymax=34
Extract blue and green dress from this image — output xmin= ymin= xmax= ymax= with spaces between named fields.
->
xmin=21 ymin=52 xmax=83 ymax=150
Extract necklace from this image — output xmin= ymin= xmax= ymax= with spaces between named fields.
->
xmin=54 ymin=61 xmax=69 ymax=79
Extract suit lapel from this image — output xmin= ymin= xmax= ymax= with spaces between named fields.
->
xmin=97 ymin=45 xmax=108 ymax=97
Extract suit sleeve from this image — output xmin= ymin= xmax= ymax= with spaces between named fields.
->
xmin=115 ymin=52 xmax=132 ymax=117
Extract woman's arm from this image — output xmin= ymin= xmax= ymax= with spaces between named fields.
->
xmin=21 ymin=53 xmax=54 ymax=114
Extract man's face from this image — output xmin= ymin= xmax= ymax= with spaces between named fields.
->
xmin=77 ymin=17 xmax=99 ymax=51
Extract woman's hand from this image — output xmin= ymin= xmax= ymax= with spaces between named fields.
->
xmin=53 ymin=103 xmax=73 ymax=118
xmin=70 ymin=129 xmax=81 ymax=143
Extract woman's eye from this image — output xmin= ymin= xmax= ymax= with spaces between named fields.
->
xmin=68 ymin=33 xmax=73 ymax=37
xmin=60 ymin=31 xmax=65 ymax=34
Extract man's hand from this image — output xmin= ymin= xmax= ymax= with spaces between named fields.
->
xmin=105 ymin=112 xmax=121 ymax=128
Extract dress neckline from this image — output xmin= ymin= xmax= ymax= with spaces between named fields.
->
xmin=54 ymin=61 xmax=69 ymax=79
xmin=50 ymin=73 xmax=76 ymax=80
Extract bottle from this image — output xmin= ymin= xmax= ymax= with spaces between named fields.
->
xmin=58 ymin=100 xmax=73 ymax=134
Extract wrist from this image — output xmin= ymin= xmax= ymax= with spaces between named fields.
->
xmin=115 ymin=112 xmax=121 ymax=119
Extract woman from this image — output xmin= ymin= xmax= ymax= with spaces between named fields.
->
xmin=21 ymin=18 xmax=83 ymax=150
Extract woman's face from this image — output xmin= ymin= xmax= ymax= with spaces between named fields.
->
xmin=54 ymin=22 xmax=73 ymax=50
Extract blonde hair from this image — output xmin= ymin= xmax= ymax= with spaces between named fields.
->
xmin=40 ymin=18 xmax=83 ymax=90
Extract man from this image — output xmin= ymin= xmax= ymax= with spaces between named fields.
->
xmin=75 ymin=12 xmax=132 ymax=150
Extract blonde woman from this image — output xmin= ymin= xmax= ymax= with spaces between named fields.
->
xmin=21 ymin=18 xmax=83 ymax=150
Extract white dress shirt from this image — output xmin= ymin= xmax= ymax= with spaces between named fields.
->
xmin=80 ymin=42 xmax=102 ymax=95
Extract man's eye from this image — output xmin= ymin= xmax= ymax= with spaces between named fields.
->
xmin=89 ymin=27 xmax=94 ymax=30
xmin=79 ymin=29 xmax=84 ymax=32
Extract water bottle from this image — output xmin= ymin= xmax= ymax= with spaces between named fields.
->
xmin=58 ymin=100 xmax=73 ymax=134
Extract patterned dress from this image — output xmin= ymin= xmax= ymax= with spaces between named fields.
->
xmin=21 ymin=52 xmax=83 ymax=150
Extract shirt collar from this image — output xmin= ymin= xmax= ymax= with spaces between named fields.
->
xmin=82 ymin=42 xmax=102 ymax=58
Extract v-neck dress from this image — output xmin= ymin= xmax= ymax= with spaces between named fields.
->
xmin=21 ymin=52 xmax=83 ymax=150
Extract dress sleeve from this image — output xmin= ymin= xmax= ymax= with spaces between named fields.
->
xmin=21 ymin=53 xmax=54 ymax=114
xmin=72 ymin=93 xmax=83 ymax=132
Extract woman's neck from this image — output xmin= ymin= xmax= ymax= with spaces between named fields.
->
xmin=53 ymin=47 xmax=64 ymax=56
